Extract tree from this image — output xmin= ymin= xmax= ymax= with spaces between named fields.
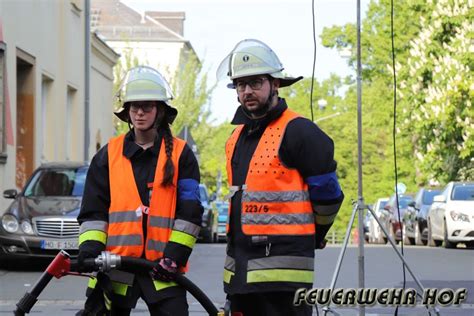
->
xmin=170 ymin=53 xmax=213 ymax=136
xmin=311 ymin=0 xmax=436 ymax=229
xmin=169 ymin=52 xmax=225 ymax=192
xmin=399 ymin=0 xmax=474 ymax=183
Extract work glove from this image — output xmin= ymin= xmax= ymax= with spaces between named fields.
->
xmin=77 ymin=240 xmax=104 ymax=273
xmin=151 ymin=257 xmax=178 ymax=282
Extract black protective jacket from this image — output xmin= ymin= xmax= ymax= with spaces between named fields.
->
xmin=78 ymin=130 xmax=203 ymax=307
xmin=225 ymin=99 xmax=344 ymax=295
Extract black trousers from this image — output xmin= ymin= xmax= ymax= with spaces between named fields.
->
xmin=229 ymin=292 xmax=313 ymax=316
xmin=110 ymin=295 xmax=188 ymax=316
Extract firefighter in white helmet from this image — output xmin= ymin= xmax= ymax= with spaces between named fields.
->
xmin=77 ymin=66 xmax=203 ymax=315
xmin=218 ymin=39 xmax=344 ymax=315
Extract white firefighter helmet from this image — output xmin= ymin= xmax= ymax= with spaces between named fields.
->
xmin=114 ymin=66 xmax=178 ymax=124
xmin=216 ymin=39 xmax=303 ymax=88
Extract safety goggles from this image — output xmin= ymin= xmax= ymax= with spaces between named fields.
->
xmin=129 ymin=102 xmax=156 ymax=113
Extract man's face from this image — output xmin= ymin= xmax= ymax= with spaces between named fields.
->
xmin=128 ymin=101 xmax=163 ymax=131
xmin=235 ymin=75 xmax=278 ymax=116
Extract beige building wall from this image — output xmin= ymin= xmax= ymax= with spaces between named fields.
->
xmin=91 ymin=34 xmax=119 ymax=151
xmin=0 ymin=0 xmax=119 ymax=211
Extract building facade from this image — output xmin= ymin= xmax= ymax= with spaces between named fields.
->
xmin=0 ymin=0 xmax=119 ymax=210
xmin=91 ymin=0 xmax=199 ymax=81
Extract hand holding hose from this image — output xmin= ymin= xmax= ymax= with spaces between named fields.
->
xmin=151 ymin=257 xmax=178 ymax=282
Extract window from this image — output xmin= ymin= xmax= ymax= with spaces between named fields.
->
xmin=41 ymin=76 xmax=53 ymax=162
xmin=24 ymin=166 xmax=88 ymax=197
xmin=452 ymin=184 xmax=474 ymax=201
xmin=422 ymin=189 xmax=441 ymax=205
xmin=0 ymin=42 xmax=6 ymax=163
xmin=66 ymin=86 xmax=77 ymax=160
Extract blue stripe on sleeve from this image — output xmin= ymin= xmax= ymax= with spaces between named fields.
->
xmin=306 ymin=172 xmax=342 ymax=201
xmin=178 ymin=179 xmax=201 ymax=201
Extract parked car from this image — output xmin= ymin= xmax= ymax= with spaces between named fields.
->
xmin=427 ymin=182 xmax=474 ymax=248
xmin=402 ymin=187 xmax=441 ymax=245
xmin=214 ymin=201 xmax=229 ymax=242
xmin=367 ymin=197 xmax=389 ymax=244
xmin=0 ymin=162 xmax=88 ymax=260
xmin=379 ymin=193 xmax=414 ymax=243
xmin=363 ymin=208 xmax=371 ymax=242
xmin=363 ymin=204 xmax=376 ymax=242
xmin=198 ymin=184 xmax=217 ymax=243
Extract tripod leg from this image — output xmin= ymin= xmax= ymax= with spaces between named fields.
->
xmin=367 ymin=205 xmax=440 ymax=315
xmin=322 ymin=203 xmax=358 ymax=316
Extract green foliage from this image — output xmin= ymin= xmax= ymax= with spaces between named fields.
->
xmin=315 ymin=0 xmax=446 ymax=229
xmin=168 ymin=53 xmax=229 ymax=193
xmin=399 ymin=0 xmax=474 ymax=183
xmin=196 ymin=121 xmax=234 ymax=197
xmin=170 ymin=53 xmax=213 ymax=135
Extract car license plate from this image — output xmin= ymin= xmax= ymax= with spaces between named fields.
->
xmin=40 ymin=239 xmax=79 ymax=250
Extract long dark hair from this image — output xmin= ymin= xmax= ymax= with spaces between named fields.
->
xmin=159 ymin=118 xmax=174 ymax=187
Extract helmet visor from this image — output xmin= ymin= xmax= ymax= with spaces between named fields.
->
xmin=216 ymin=39 xmax=284 ymax=81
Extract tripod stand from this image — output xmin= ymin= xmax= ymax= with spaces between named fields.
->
xmin=321 ymin=1 xmax=440 ymax=315
xmin=321 ymin=200 xmax=441 ymax=316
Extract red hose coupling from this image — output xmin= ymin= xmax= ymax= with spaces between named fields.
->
xmin=45 ymin=250 xmax=71 ymax=278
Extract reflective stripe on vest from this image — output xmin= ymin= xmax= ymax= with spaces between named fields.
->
xmin=225 ymin=109 xmax=315 ymax=236
xmin=107 ymin=134 xmax=185 ymax=261
xmin=246 ymin=255 xmax=314 ymax=284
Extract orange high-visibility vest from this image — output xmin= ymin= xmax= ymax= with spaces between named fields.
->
xmin=225 ymin=109 xmax=315 ymax=236
xmin=107 ymin=134 xmax=185 ymax=260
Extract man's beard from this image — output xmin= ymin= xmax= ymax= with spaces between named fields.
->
xmin=242 ymin=93 xmax=273 ymax=118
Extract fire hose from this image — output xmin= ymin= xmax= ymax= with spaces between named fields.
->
xmin=14 ymin=250 xmax=221 ymax=316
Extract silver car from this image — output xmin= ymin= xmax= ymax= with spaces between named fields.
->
xmin=367 ymin=197 xmax=389 ymax=244
xmin=0 ymin=162 xmax=87 ymax=261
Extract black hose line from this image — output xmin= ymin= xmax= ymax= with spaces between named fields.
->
xmin=70 ymin=256 xmax=219 ymax=316
xmin=16 ymin=254 xmax=219 ymax=316
xmin=118 ymin=256 xmax=219 ymax=316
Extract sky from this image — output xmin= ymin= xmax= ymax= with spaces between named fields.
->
xmin=121 ymin=0 xmax=370 ymax=123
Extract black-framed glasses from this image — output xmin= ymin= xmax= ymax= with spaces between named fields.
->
xmin=235 ymin=77 xmax=268 ymax=92
xmin=129 ymin=103 xmax=156 ymax=113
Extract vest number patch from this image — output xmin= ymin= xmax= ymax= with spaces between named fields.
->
xmin=244 ymin=204 xmax=269 ymax=213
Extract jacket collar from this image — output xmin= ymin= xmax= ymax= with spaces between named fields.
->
xmin=123 ymin=130 xmax=163 ymax=159
xmin=231 ymin=98 xmax=288 ymax=134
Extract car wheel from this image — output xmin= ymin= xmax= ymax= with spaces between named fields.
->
xmin=414 ymin=222 xmax=423 ymax=246
xmin=402 ymin=223 xmax=412 ymax=245
xmin=443 ymin=219 xmax=456 ymax=249
xmin=391 ymin=224 xmax=399 ymax=245
xmin=428 ymin=219 xmax=436 ymax=247
xmin=376 ymin=226 xmax=385 ymax=244
xmin=381 ymin=224 xmax=388 ymax=244
xmin=428 ymin=219 xmax=442 ymax=247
